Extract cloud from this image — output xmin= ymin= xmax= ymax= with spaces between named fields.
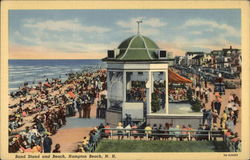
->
xmin=11 ymin=16 xmax=240 ymax=59
xmin=11 ymin=28 xmax=117 ymax=58
xmin=143 ymin=18 xmax=167 ymax=28
xmin=116 ymin=17 xmax=167 ymax=36
xmin=156 ymin=33 xmax=241 ymax=57
xmin=40 ymin=41 xmax=115 ymax=53
xmin=189 ymin=31 xmax=202 ymax=35
xmin=157 ymin=41 xmax=187 ymax=56
xmin=182 ymin=18 xmax=240 ymax=37
xmin=23 ymin=18 xmax=110 ymax=33
xmin=9 ymin=44 xmax=107 ymax=59
xmin=173 ymin=35 xmax=240 ymax=54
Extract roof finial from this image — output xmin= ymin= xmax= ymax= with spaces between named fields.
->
xmin=136 ymin=19 xmax=143 ymax=34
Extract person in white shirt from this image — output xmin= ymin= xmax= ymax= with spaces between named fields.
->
xmin=125 ymin=124 xmax=131 ymax=138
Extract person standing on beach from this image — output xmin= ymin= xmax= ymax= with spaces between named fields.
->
xmin=96 ymin=100 xmax=101 ymax=118
xmin=213 ymin=97 xmax=222 ymax=115
xmin=43 ymin=133 xmax=52 ymax=153
xmin=86 ymin=102 xmax=91 ymax=118
xmin=82 ymin=100 xmax=87 ymax=118
xmin=207 ymin=109 xmax=213 ymax=128
xmin=80 ymin=98 xmax=85 ymax=118
xmin=85 ymin=93 xmax=92 ymax=118
xmin=82 ymin=93 xmax=89 ymax=118
xmin=77 ymin=97 xmax=83 ymax=118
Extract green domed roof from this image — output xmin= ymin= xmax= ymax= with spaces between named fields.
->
xmin=116 ymin=34 xmax=160 ymax=60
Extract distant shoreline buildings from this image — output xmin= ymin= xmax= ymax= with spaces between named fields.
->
xmin=174 ymin=46 xmax=241 ymax=74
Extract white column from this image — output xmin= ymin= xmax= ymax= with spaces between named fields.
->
xmin=122 ymin=71 xmax=126 ymax=118
xmin=165 ymin=67 xmax=169 ymax=114
xmin=147 ymin=71 xmax=152 ymax=114
xmin=107 ymin=71 xmax=111 ymax=109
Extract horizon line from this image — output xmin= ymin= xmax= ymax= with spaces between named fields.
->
xmin=8 ymin=58 xmax=104 ymax=60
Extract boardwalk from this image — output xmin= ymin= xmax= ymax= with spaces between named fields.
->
xmin=50 ymin=101 xmax=105 ymax=152
xmin=206 ymin=83 xmax=241 ymax=136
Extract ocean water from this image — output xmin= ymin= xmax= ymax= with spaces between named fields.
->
xmin=9 ymin=59 xmax=105 ymax=93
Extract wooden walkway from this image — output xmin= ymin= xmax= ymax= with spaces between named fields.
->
xmin=50 ymin=100 xmax=105 ymax=152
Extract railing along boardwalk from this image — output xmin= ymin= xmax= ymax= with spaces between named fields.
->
xmin=87 ymin=128 xmax=232 ymax=152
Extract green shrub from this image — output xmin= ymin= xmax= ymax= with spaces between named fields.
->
xmin=151 ymin=92 xmax=160 ymax=113
xmin=191 ymin=98 xmax=202 ymax=112
xmin=187 ymin=87 xmax=193 ymax=101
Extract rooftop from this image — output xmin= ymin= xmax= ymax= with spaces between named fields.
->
xmin=103 ymin=34 xmax=162 ymax=61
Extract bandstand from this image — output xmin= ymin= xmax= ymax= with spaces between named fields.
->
xmin=102 ymin=23 xmax=202 ymax=127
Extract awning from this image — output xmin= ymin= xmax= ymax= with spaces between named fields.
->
xmin=168 ymin=69 xmax=192 ymax=83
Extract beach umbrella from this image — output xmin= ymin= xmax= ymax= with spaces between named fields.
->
xmin=44 ymin=83 xmax=51 ymax=88
xmin=68 ymin=92 xmax=76 ymax=98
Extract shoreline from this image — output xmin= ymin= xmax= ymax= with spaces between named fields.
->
xmin=8 ymin=68 xmax=107 ymax=133
xmin=8 ymin=60 xmax=105 ymax=94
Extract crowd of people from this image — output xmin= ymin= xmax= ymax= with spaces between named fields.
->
xmin=9 ymin=107 xmax=65 ymax=153
xmin=169 ymin=87 xmax=187 ymax=102
xmin=126 ymin=87 xmax=146 ymax=102
xmin=193 ymin=86 xmax=212 ymax=103
xmin=75 ymin=120 xmax=241 ymax=152
xmin=190 ymin=74 xmax=241 ymax=152
xmin=8 ymin=64 xmax=242 ymax=153
xmin=76 ymin=123 xmax=110 ymax=152
xmin=8 ymin=69 xmax=107 ymax=153
xmin=65 ymin=71 xmax=107 ymax=118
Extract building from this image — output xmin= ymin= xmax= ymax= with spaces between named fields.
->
xmin=203 ymin=53 xmax=212 ymax=67
xmin=102 ymin=25 xmax=202 ymax=128
xmin=211 ymin=46 xmax=241 ymax=71
xmin=185 ymin=52 xmax=205 ymax=66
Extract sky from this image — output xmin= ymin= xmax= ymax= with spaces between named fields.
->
xmin=9 ymin=9 xmax=241 ymax=59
